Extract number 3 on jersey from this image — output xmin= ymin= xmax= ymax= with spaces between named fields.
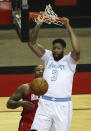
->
xmin=51 ymin=70 xmax=58 ymax=81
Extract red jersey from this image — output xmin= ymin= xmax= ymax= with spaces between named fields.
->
xmin=21 ymin=83 xmax=39 ymax=120
xmin=19 ymin=83 xmax=39 ymax=131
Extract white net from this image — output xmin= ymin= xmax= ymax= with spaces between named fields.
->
xmin=15 ymin=14 xmax=21 ymax=28
xmin=33 ymin=4 xmax=63 ymax=26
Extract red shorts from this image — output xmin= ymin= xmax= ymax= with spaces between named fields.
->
xmin=18 ymin=118 xmax=33 ymax=131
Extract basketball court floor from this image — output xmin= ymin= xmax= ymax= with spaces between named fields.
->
xmin=0 ymin=95 xmax=91 ymax=131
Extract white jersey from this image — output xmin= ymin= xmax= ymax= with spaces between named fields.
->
xmin=41 ymin=49 xmax=77 ymax=98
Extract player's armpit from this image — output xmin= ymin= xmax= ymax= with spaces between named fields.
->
xmin=28 ymin=43 xmax=45 ymax=58
xmin=71 ymin=51 xmax=80 ymax=61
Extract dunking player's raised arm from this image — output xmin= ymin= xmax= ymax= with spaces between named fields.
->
xmin=28 ymin=23 xmax=45 ymax=58
xmin=63 ymin=17 xmax=80 ymax=61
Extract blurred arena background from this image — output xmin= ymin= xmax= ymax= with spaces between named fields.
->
xmin=0 ymin=0 xmax=91 ymax=131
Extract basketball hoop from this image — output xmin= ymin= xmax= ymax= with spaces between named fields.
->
xmin=29 ymin=4 xmax=65 ymax=26
xmin=12 ymin=2 xmax=65 ymax=42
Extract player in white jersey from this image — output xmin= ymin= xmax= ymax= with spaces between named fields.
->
xmin=28 ymin=17 xmax=80 ymax=131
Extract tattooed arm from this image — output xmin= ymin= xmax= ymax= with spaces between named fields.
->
xmin=63 ymin=17 xmax=80 ymax=61
xmin=28 ymin=23 xmax=45 ymax=58
xmin=7 ymin=84 xmax=35 ymax=110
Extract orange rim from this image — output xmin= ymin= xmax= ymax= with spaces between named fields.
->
xmin=29 ymin=12 xmax=65 ymax=23
xmin=29 ymin=12 xmax=40 ymax=19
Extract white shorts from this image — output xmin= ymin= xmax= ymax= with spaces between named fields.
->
xmin=31 ymin=98 xmax=73 ymax=131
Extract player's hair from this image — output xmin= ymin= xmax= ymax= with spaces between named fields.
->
xmin=52 ymin=39 xmax=66 ymax=48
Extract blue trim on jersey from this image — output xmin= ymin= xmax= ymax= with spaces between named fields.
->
xmin=42 ymin=95 xmax=71 ymax=102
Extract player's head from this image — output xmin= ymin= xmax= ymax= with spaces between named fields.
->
xmin=52 ymin=39 xmax=66 ymax=61
xmin=34 ymin=65 xmax=44 ymax=78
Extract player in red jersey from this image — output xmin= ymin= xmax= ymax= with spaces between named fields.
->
xmin=7 ymin=65 xmax=44 ymax=131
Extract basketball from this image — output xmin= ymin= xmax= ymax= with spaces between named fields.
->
xmin=30 ymin=78 xmax=48 ymax=96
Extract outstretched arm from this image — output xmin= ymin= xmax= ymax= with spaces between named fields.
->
xmin=7 ymin=84 xmax=35 ymax=110
xmin=28 ymin=23 xmax=45 ymax=58
xmin=63 ymin=18 xmax=80 ymax=61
